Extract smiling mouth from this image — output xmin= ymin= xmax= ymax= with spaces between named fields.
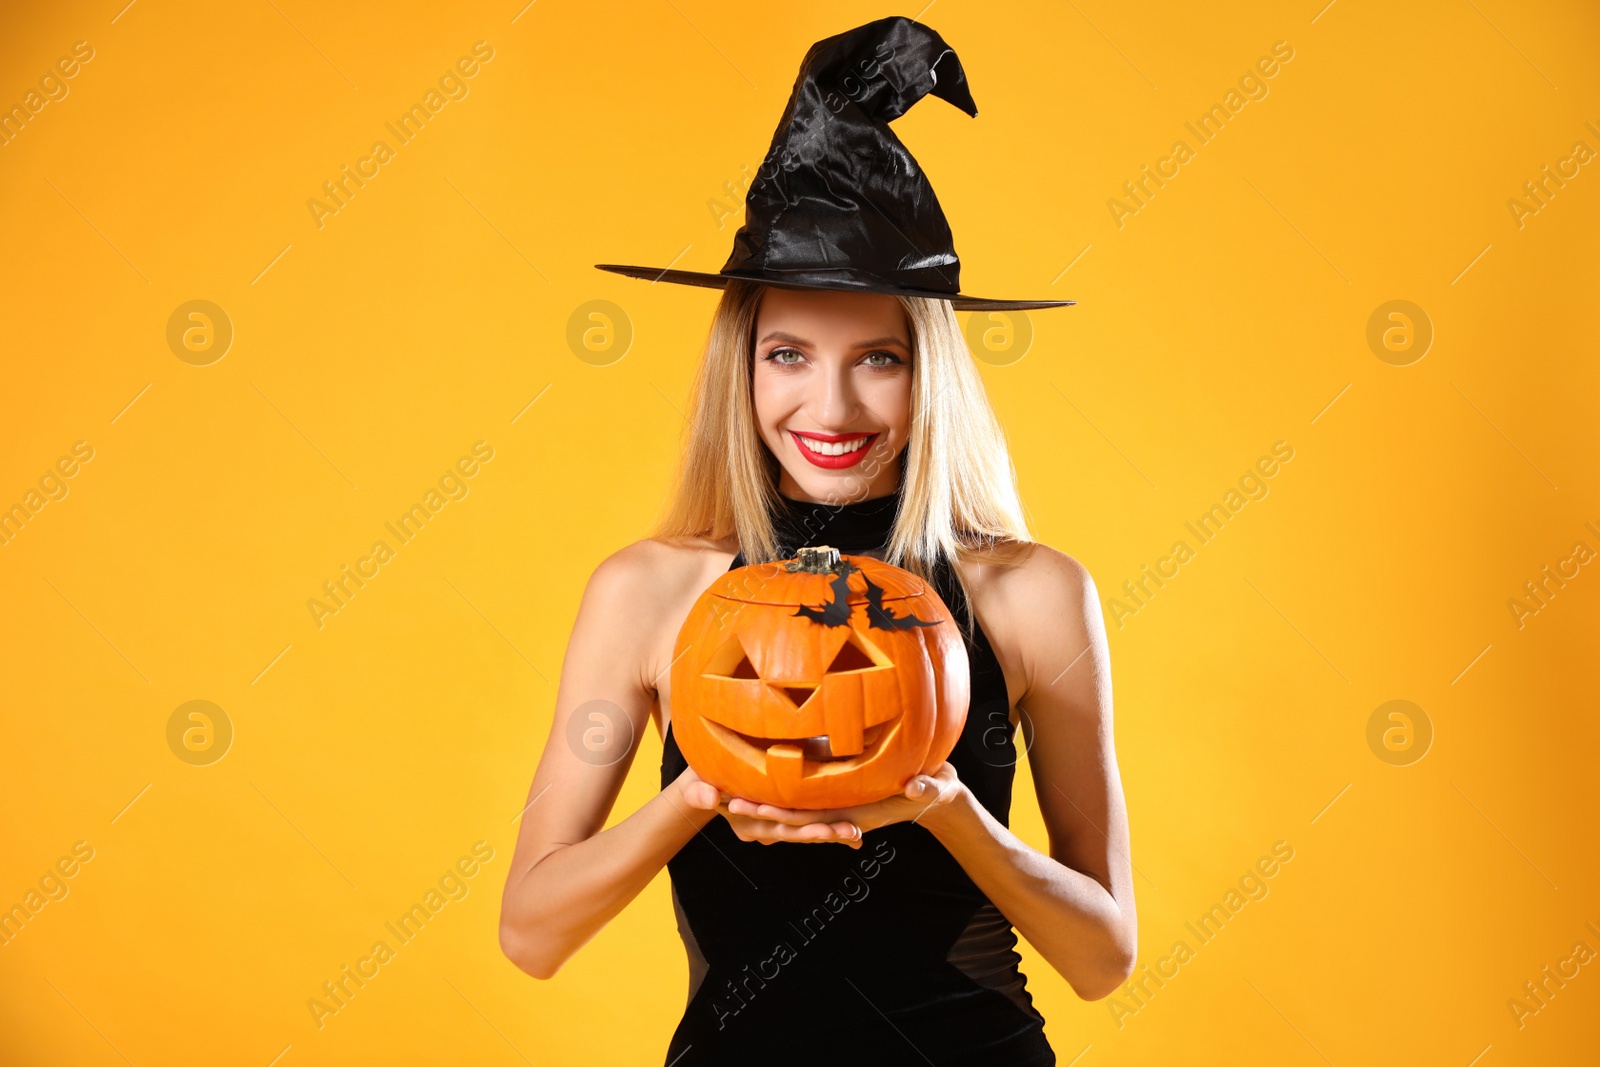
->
xmin=791 ymin=431 xmax=876 ymax=457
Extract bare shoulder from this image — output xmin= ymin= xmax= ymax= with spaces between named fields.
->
xmin=955 ymin=540 xmax=1105 ymax=705
xmin=576 ymin=535 xmax=739 ymax=691
xmin=585 ymin=534 xmax=739 ymax=617
xmin=957 ymin=539 xmax=1097 ymax=611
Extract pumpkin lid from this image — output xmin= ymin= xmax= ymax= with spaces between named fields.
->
xmin=711 ymin=548 xmax=927 ymax=607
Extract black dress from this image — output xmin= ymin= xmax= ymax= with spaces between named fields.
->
xmin=658 ymin=483 xmax=1057 ymax=1065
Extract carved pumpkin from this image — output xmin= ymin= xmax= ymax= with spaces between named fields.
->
xmin=670 ymin=545 xmax=969 ymax=809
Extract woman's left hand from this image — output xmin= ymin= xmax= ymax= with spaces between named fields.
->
xmin=724 ymin=762 xmax=966 ymax=849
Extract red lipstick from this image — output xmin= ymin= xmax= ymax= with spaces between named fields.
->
xmin=790 ymin=430 xmax=877 ymax=470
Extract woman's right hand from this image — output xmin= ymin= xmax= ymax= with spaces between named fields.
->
xmin=676 ymin=766 xmax=862 ymax=848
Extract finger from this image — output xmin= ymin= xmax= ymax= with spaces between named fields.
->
xmin=797 ymin=822 xmax=848 ymax=843
xmin=729 ymin=799 xmax=835 ymax=826
xmin=732 ymin=819 xmax=854 ymax=845
xmin=824 ymin=822 xmax=862 ymax=849
xmin=727 ymin=798 xmax=803 ymax=823
xmin=681 ymin=781 xmax=718 ymax=809
xmin=771 ymin=821 xmax=852 ymax=843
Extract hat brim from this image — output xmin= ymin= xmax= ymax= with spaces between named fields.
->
xmin=594 ymin=264 xmax=1075 ymax=312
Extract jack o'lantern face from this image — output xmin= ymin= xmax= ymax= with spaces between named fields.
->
xmin=671 ymin=547 xmax=970 ymax=809
xmin=700 ymin=622 xmax=898 ymax=767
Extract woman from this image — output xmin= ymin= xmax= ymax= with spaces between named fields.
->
xmin=499 ymin=280 xmax=1135 ymax=1064
xmin=500 ymin=16 xmax=1135 ymax=1065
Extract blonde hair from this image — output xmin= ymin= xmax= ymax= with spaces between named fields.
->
xmin=648 ymin=279 xmax=1033 ymax=638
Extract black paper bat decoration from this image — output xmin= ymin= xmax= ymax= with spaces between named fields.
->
xmin=863 ymin=575 xmax=941 ymax=632
xmin=793 ymin=567 xmax=856 ymax=627
xmin=793 ymin=558 xmax=939 ymax=631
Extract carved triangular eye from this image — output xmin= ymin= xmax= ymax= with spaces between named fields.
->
xmin=826 ymin=637 xmax=876 ymax=673
xmin=704 ymin=634 xmax=761 ymax=680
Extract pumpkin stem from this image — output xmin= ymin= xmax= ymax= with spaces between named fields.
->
xmin=788 ymin=545 xmax=843 ymax=574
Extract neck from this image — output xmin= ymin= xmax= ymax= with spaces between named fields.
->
xmin=775 ymin=462 xmax=904 ymax=506
xmin=768 ymin=473 xmax=902 ymax=558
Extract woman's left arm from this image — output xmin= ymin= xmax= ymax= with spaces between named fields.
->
xmin=723 ymin=546 xmax=1137 ymax=999
xmin=916 ymin=546 xmax=1136 ymax=1000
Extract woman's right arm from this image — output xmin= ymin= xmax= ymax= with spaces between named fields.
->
xmin=497 ymin=542 xmax=717 ymax=979
xmin=497 ymin=541 xmax=861 ymax=979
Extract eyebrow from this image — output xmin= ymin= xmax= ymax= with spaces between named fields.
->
xmin=757 ymin=330 xmax=909 ymax=349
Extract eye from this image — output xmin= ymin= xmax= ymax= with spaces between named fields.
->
xmin=760 ymin=346 xmax=907 ymax=368
xmin=763 ymin=346 xmax=806 ymax=366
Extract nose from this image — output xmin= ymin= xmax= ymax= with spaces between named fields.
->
xmin=810 ymin=355 xmax=859 ymax=428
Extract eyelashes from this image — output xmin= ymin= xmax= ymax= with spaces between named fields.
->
xmin=761 ymin=347 xmax=907 ymax=369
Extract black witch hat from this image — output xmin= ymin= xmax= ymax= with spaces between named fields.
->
xmin=595 ymin=16 xmax=1073 ymax=312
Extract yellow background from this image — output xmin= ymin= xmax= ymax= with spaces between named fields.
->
xmin=2 ymin=0 xmax=1597 ymax=1063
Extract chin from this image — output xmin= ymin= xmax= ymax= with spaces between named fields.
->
xmin=793 ymin=472 xmax=890 ymax=506
xmin=767 ymin=433 xmax=902 ymax=500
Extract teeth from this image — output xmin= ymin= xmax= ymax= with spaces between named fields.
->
xmin=797 ymin=434 xmax=871 ymax=456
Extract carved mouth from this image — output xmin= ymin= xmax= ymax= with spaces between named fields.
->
xmin=703 ymin=715 xmax=901 ymax=782
xmin=728 ymin=722 xmax=888 ymax=761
